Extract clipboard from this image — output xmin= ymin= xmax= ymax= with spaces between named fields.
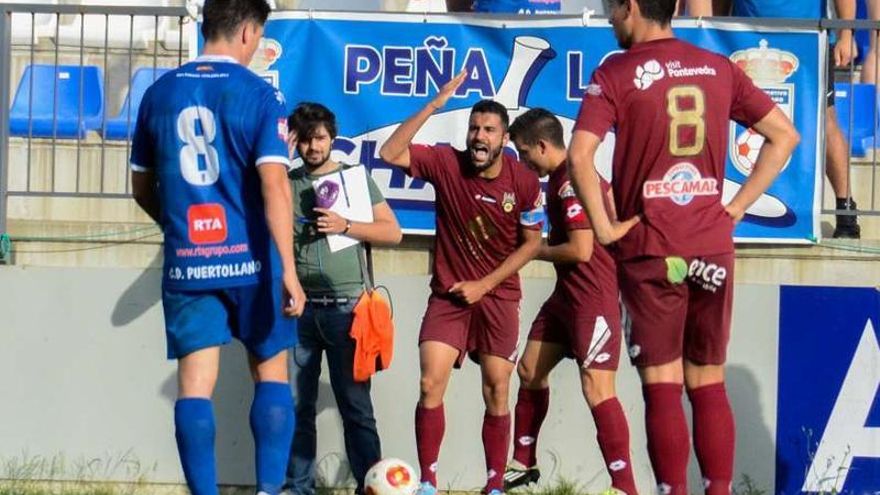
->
xmin=312 ymin=165 xmax=374 ymax=252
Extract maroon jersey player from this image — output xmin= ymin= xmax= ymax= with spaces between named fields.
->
xmin=503 ymin=108 xmax=637 ymax=495
xmin=379 ymin=71 xmax=543 ymax=495
xmin=568 ymin=1 xmax=799 ymax=494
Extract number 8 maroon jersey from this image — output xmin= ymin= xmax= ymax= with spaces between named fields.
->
xmin=574 ymin=38 xmax=777 ymax=260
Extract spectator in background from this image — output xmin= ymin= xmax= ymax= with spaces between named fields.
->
xmin=446 ymin=0 xmax=561 ymax=13
xmin=676 ymin=0 xmax=713 ymax=15
xmin=859 ymin=0 xmax=880 ymax=84
xmin=284 ymin=102 xmax=402 ymax=495
xmin=719 ymin=0 xmax=862 ymax=238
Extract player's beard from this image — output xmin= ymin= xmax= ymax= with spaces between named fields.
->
xmin=302 ymin=149 xmax=330 ymax=169
xmin=468 ymin=142 xmax=503 ymax=171
xmin=614 ymin=28 xmax=633 ymax=49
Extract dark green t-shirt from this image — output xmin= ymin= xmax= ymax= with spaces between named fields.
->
xmin=290 ymin=163 xmax=384 ymax=298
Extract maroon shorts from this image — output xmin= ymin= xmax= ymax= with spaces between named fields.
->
xmin=618 ymin=254 xmax=734 ymax=367
xmin=528 ymin=293 xmax=621 ymax=370
xmin=419 ymin=294 xmax=520 ymax=367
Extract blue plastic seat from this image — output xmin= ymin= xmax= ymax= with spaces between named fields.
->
xmin=9 ymin=64 xmax=104 ymax=139
xmin=103 ymin=67 xmax=171 ymax=141
xmin=834 ymin=82 xmax=877 ymax=157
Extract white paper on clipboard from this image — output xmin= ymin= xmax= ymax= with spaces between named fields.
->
xmin=312 ymin=165 xmax=374 ymax=253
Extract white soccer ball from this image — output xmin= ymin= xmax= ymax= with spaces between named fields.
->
xmin=364 ymin=458 xmax=419 ymax=495
xmin=734 ymin=128 xmax=765 ymax=175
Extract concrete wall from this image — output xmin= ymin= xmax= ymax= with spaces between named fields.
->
xmin=0 ymin=266 xmax=780 ymax=493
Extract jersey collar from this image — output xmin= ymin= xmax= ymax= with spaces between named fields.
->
xmin=193 ymin=54 xmax=239 ymax=64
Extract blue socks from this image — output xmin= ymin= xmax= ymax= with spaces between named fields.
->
xmin=250 ymin=381 xmax=296 ymax=494
xmin=174 ymin=398 xmax=219 ymax=495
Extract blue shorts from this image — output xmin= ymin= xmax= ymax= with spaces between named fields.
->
xmin=161 ymin=278 xmax=297 ymax=360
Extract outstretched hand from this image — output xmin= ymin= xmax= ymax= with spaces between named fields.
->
xmin=430 ymin=70 xmax=468 ymax=110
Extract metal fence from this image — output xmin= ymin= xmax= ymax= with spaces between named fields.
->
xmin=821 ymin=18 xmax=880 ymax=222
xmin=0 ymin=2 xmax=188 ymax=236
xmin=0 ymin=5 xmax=878 ymax=240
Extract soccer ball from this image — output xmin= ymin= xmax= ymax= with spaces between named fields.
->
xmin=734 ymin=128 xmax=764 ymax=175
xmin=364 ymin=458 xmax=419 ymax=495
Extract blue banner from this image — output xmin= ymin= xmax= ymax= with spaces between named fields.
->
xmin=247 ymin=12 xmax=821 ymax=241
xmin=777 ymin=286 xmax=880 ymax=494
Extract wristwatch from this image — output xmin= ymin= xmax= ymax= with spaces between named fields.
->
xmin=343 ymin=220 xmax=352 ymax=235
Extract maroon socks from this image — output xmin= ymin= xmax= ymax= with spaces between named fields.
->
xmin=592 ymin=398 xmax=638 ymax=495
xmin=482 ymin=412 xmax=511 ymax=493
xmin=643 ymin=383 xmax=690 ymax=495
xmin=415 ymin=404 xmax=445 ymax=486
xmin=512 ymin=387 xmax=550 ymax=467
xmin=689 ymin=383 xmax=734 ymax=495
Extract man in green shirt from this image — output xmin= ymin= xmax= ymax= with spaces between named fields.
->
xmin=284 ymin=102 xmax=402 ymax=495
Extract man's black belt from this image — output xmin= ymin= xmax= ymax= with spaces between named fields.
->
xmin=307 ymin=295 xmax=353 ymax=306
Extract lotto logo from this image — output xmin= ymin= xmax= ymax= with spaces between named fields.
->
xmin=188 ymin=203 xmax=228 ymax=245
xmin=517 ymin=435 xmax=536 ymax=446
xmin=566 ymin=203 xmax=584 ymax=219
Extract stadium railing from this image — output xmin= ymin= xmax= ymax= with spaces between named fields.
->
xmin=0 ymin=6 xmax=877 ymax=244
xmin=0 ymin=2 xmax=188 ymax=240
xmin=821 ymin=18 xmax=880 ymax=230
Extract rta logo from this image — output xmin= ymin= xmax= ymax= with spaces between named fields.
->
xmin=687 ymin=258 xmax=727 ymax=292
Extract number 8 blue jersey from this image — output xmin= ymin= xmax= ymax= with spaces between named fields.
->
xmin=130 ymin=55 xmax=291 ymax=290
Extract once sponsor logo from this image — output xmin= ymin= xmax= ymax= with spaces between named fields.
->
xmin=687 ymin=257 xmax=727 ymax=293
xmin=643 ymin=162 xmax=718 ymax=206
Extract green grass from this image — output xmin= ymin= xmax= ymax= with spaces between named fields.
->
xmin=515 ymin=477 xmax=587 ymax=495
xmin=0 ymin=451 xmax=156 ymax=495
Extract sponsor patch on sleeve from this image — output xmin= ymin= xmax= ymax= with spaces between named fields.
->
xmin=277 ymin=118 xmax=289 ymax=141
xmin=520 ymin=206 xmax=545 ymax=227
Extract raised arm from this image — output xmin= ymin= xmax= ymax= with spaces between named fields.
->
xmin=379 ymin=70 xmax=467 ymax=168
xmin=568 ymin=130 xmax=639 ymax=245
xmin=724 ymin=107 xmax=800 ymax=222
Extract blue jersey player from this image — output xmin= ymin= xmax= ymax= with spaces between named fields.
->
xmin=130 ymin=1 xmax=305 ymax=493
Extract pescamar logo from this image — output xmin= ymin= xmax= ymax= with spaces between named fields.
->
xmin=643 ymin=162 xmax=718 ymax=205
xmin=777 ymin=287 xmax=880 ymax=494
